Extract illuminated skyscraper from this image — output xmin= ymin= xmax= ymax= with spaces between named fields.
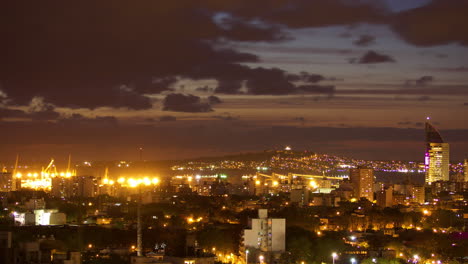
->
xmin=464 ymin=159 xmax=468 ymax=182
xmin=425 ymin=122 xmax=449 ymax=184
xmin=349 ymin=167 xmax=374 ymax=201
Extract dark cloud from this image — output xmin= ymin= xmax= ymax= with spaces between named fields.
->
xmin=0 ymin=107 xmax=27 ymax=119
xmin=296 ymin=85 xmax=335 ymax=94
xmin=195 ymin=86 xmax=214 ymax=92
xmin=397 ymin=121 xmax=424 ymax=127
xmin=207 ymin=95 xmax=222 ymax=105
xmin=293 ymin=117 xmax=307 ymax=126
xmin=246 ymin=68 xmax=295 ymax=95
xmin=58 ymin=114 xmax=119 ymax=126
xmin=230 ymin=0 xmax=467 ymax=47
xmin=215 ymin=15 xmax=288 ymax=41
xmin=215 ymin=80 xmax=244 ymax=94
xmin=233 ymin=44 xmax=354 ymax=55
xmin=353 ymin=34 xmax=376 ymax=46
xmin=159 ymin=115 xmax=177 ymax=122
xmin=350 ymin=50 xmax=395 ymax=64
xmin=190 ymin=64 xmax=330 ymax=95
xmin=182 ymin=56 xmax=327 ymax=96
xmin=392 ymin=0 xmax=468 ymax=46
xmin=138 ymin=77 xmax=178 ymax=94
xmin=339 ymin=32 xmax=353 ymax=38
xmin=417 ymin=96 xmax=431 ymax=101
xmin=405 ymin=76 xmax=434 ymax=86
xmin=212 ymin=114 xmax=238 ymax=121
xmin=29 ymin=109 xmax=61 ymax=121
xmin=1 ymin=0 xmax=465 ymax=113
xmin=26 ymin=97 xmax=61 ymax=120
xmin=415 ymin=76 xmax=434 ymax=86
xmin=341 ymin=86 xmax=468 ymax=96
xmin=286 ymin=72 xmax=325 ymax=83
xmin=0 ymin=2 xmax=279 ymax=110
xmin=429 ymin=66 xmax=468 ymax=72
xmin=162 ymin=94 xmax=213 ymax=113
xmin=215 ymin=1 xmax=467 ymax=48
xmin=0 ymin=97 xmax=61 ymax=121
xmin=251 ymin=0 xmax=388 ymax=28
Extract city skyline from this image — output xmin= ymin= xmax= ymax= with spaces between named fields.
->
xmin=1 ymin=2 xmax=467 ymax=261
xmin=1 ymin=1 xmax=467 ymax=162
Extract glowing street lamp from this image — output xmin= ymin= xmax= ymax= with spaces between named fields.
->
xmin=350 ymin=257 xmax=356 ymax=264
xmin=245 ymin=249 xmax=249 ymax=264
xmin=332 ymin=252 xmax=338 ymax=264
xmin=259 ymin=255 xmax=264 ymax=264
xmin=309 ymin=180 xmax=317 ymax=189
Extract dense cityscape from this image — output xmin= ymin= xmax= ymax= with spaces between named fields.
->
xmin=0 ymin=121 xmax=466 ymax=264
xmin=2 ymin=1 xmax=468 ymax=264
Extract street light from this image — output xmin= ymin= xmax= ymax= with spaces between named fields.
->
xmin=245 ymin=249 xmax=249 ymax=264
xmin=350 ymin=257 xmax=356 ymax=264
xmin=332 ymin=252 xmax=338 ymax=264
xmin=259 ymin=255 xmax=264 ymax=264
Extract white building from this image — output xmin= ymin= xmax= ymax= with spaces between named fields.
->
xmin=243 ymin=209 xmax=285 ymax=263
xmin=14 ymin=210 xmax=66 ymax=226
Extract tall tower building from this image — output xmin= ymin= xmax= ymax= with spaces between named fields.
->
xmin=349 ymin=167 xmax=374 ymax=201
xmin=464 ymin=159 xmax=468 ymax=182
xmin=425 ymin=122 xmax=449 ymax=184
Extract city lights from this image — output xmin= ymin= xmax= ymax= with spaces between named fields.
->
xmin=309 ymin=180 xmax=317 ymax=188
xmin=1 ymin=2 xmax=466 ymax=264
xmin=259 ymin=255 xmax=264 ymax=264
xmin=332 ymin=252 xmax=338 ymax=264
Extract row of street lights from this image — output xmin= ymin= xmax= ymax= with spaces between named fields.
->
xmin=244 ymin=251 xmax=425 ymax=264
xmin=333 ymin=253 xmax=357 ymax=264
xmin=243 ymin=251 xmax=365 ymax=264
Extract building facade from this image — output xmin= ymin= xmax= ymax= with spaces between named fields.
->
xmin=51 ymin=175 xmax=99 ymax=198
xmin=243 ymin=209 xmax=285 ymax=263
xmin=376 ymin=186 xmax=393 ymax=208
xmin=349 ymin=167 xmax=374 ymax=201
xmin=464 ymin=159 xmax=468 ymax=182
xmin=0 ymin=172 xmax=12 ymax=192
xmin=425 ymin=122 xmax=450 ymax=184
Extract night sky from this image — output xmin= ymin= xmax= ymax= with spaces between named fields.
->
xmin=1 ymin=0 xmax=467 ymax=163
